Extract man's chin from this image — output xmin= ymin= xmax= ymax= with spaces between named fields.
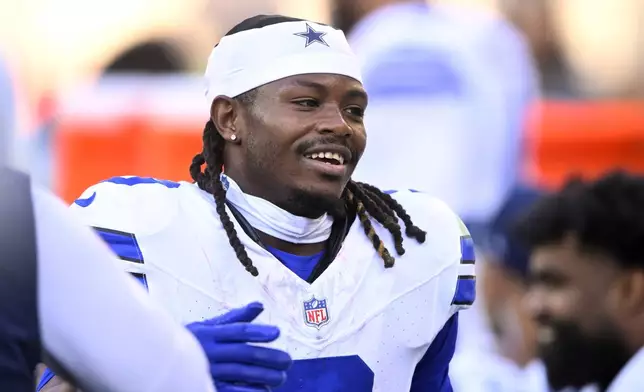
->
xmin=284 ymin=187 xmax=346 ymax=219
xmin=538 ymin=324 xmax=631 ymax=391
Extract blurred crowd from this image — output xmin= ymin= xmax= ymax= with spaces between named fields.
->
xmin=0 ymin=0 xmax=643 ymax=391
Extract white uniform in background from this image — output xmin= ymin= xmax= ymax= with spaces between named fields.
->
xmin=348 ymin=2 xmax=538 ymax=225
xmin=606 ymin=348 xmax=644 ymax=392
xmin=0 ymin=167 xmax=216 ymax=392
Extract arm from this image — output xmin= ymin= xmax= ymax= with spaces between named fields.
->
xmin=33 ymin=184 xmax=216 ymax=392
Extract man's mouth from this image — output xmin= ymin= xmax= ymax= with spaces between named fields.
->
xmin=302 ymin=145 xmax=352 ymax=166
xmin=304 ymin=151 xmax=345 ymax=165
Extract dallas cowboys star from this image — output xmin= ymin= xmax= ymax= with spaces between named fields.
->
xmin=294 ymin=23 xmax=329 ymax=47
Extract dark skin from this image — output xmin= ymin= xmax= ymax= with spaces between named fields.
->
xmin=211 ymin=73 xmax=368 ymax=255
xmin=39 ymin=73 xmax=369 ymax=390
xmin=525 ymin=235 xmax=644 ymax=390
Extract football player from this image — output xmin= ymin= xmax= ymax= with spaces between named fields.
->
xmin=0 ymin=167 xmax=215 ymax=391
xmin=519 ymin=172 xmax=644 ymax=391
xmin=40 ymin=14 xmax=476 ymax=391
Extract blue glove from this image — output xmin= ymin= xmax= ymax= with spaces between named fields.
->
xmin=187 ymin=302 xmax=292 ymax=392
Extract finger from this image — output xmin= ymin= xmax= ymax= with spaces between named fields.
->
xmin=214 ymin=324 xmax=280 ymax=343
xmin=211 ymin=364 xmax=287 ymax=388
xmin=205 ymin=302 xmax=264 ymax=325
xmin=214 ymin=382 xmax=270 ymax=392
xmin=209 ymin=343 xmax=292 ymax=370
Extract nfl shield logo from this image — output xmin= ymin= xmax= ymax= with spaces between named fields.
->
xmin=303 ymin=296 xmax=330 ymax=329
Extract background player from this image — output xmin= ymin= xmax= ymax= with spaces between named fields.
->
xmin=40 ymin=14 xmax=476 ymax=391
xmin=0 ymin=167 xmax=215 ymax=391
xmin=519 ymin=171 xmax=644 ymax=391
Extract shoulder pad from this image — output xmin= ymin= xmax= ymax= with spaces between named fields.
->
xmin=69 ymin=176 xmax=183 ymax=237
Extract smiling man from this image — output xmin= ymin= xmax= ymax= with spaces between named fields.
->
xmin=519 ymin=171 xmax=644 ymax=392
xmin=39 ymin=15 xmax=475 ymax=391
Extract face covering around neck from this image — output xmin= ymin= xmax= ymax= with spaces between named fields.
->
xmin=221 ymin=174 xmax=333 ymax=244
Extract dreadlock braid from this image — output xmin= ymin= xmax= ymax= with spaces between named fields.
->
xmin=189 ymin=119 xmax=259 ymax=276
xmin=358 ymin=182 xmax=427 ymax=242
xmin=189 ymin=99 xmax=427 ymax=276
xmin=345 ymin=188 xmax=395 ymax=267
xmin=346 ymin=181 xmax=405 ymax=256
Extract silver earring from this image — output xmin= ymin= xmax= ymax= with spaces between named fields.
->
xmin=230 ymin=134 xmax=237 ymax=141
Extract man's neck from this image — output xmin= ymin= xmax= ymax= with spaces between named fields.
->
xmin=257 ymin=231 xmax=326 ymax=256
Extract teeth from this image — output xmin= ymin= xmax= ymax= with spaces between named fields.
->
xmin=304 ymin=152 xmax=345 ymax=165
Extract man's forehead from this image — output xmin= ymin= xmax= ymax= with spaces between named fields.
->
xmin=531 ymin=240 xmax=621 ymax=279
xmin=267 ymin=74 xmax=367 ymax=96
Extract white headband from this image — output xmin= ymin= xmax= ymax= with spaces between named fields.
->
xmin=204 ymin=20 xmax=363 ymax=107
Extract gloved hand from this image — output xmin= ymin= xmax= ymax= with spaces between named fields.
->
xmin=187 ymin=302 xmax=292 ymax=392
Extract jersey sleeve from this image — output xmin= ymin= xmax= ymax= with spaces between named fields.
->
xmin=68 ymin=177 xmax=181 ymax=278
xmin=391 ymin=191 xmax=475 ymax=390
xmin=32 ymin=182 xmax=215 ymax=392
xmin=392 ymin=190 xmax=477 ymax=318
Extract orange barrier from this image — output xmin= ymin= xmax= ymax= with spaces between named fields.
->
xmin=54 ymin=114 xmax=203 ymax=203
xmin=524 ymin=101 xmax=644 ymax=190
xmin=53 ymin=97 xmax=644 ymax=204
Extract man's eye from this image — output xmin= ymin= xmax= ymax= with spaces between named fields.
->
xmin=293 ymin=99 xmax=319 ymax=108
xmin=346 ymin=106 xmax=365 ymax=118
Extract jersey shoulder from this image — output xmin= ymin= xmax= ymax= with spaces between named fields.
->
xmin=389 ymin=188 xmax=471 ymax=256
xmin=69 ymin=176 xmax=186 ymax=237
xmin=388 ymin=189 xmax=476 ymax=312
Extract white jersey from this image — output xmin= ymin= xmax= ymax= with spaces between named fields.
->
xmin=607 ymin=347 xmax=644 ymax=392
xmin=348 ymin=3 xmax=538 ymax=224
xmin=451 ymin=352 xmax=550 ymax=392
xmin=69 ymin=176 xmax=476 ymax=391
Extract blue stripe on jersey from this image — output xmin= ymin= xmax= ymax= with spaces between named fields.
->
xmin=73 ymin=192 xmax=96 ymax=207
xmin=36 ymin=368 xmax=55 ymax=391
xmin=102 ymin=176 xmax=181 ymax=188
xmin=266 ymin=246 xmax=324 ymax=281
xmin=130 ymin=272 xmax=148 ymax=290
xmin=410 ymin=313 xmax=458 ymax=391
xmin=383 ymin=189 xmax=422 ymax=195
xmin=451 ymin=276 xmax=476 ymax=306
xmin=460 ymin=235 xmax=475 ymax=264
xmin=93 ymin=227 xmax=143 ymax=263
xmin=363 ymin=47 xmax=462 ymax=99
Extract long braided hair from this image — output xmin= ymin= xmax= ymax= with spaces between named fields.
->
xmin=189 ymin=91 xmax=426 ymax=277
xmin=190 ymin=14 xmax=427 ymax=277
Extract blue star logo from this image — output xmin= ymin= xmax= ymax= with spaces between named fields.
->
xmin=294 ymin=24 xmax=329 ymax=48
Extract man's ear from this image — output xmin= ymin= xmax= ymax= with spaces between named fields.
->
xmin=210 ymin=96 xmax=240 ymax=143
xmin=613 ymin=269 xmax=644 ymax=317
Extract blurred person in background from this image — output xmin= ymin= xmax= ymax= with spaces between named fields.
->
xmin=518 ymin=171 xmax=644 ymax=392
xmin=450 ymin=186 xmax=549 ymax=391
xmin=498 ymin=0 xmax=577 ymax=98
xmin=0 ymin=56 xmax=15 ymax=166
xmin=0 ymin=168 xmax=219 ymax=392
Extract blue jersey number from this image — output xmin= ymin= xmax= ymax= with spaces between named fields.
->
xmin=278 ymin=355 xmax=374 ymax=391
